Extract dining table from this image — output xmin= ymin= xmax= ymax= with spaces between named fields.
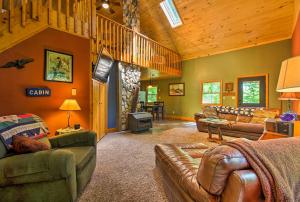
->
xmin=143 ymin=104 xmax=164 ymax=120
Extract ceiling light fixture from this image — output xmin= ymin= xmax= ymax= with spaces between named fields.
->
xmin=102 ymin=1 xmax=109 ymax=9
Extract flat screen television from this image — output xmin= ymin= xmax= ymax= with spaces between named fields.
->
xmin=92 ymin=52 xmax=114 ymax=83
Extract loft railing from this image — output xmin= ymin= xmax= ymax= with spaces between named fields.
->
xmin=0 ymin=0 xmax=91 ymax=36
xmin=0 ymin=0 xmax=182 ymax=76
xmin=93 ymin=14 xmax=182 ymax=76
xmin=0 ymin=0 xmax=93 ymax=52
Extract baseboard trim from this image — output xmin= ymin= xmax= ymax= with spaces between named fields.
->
xmin=165 ymin=115 xmax=195 ymax=122
xmin=106 ymin=128 xmax=118 ymax=133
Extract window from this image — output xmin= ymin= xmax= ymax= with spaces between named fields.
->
xmin=139 ymin=91 xmax=146 ymax=102
xmin=160 ymin=0 xmax=182 ymax=28
xmin=238 ymin=75 xmax=268 ymax=107
xmin=147 ymin=86 xmax=157 ymax=102
xmin=202 ymin=81 xmax=222 ymax=105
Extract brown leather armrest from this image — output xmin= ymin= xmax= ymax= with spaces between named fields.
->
xmin=221 ymin=170 xmax=264 ymax=202
xmin=194 ymin=113 xmax=205 ymax=121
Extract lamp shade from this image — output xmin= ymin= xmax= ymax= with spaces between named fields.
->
xmin=59 ymin=99 xmax=81 ymax=111
xmin=278 ymin=92 xmax=299 ymax=101
xmin=277 ymin=56 xmax=300 ymax=92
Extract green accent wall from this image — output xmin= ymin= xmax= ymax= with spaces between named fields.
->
xmin=141 ymin=40 xmax=291 ymax=118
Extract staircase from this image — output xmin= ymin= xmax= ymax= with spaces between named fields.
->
xmin=0 ymin=0 xmax=94 ymax=53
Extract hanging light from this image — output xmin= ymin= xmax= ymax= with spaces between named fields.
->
xmin=102 ymin=0 xmax=109 ymax=9
xmin=148 ymin=72 xmax=153 ymax=88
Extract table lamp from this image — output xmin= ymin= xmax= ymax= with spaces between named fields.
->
xmin=277 ymin=56 xmax=300 ymax=121
xmin=59 ymin=99 xmax=81 ymax=128
xmin=277 ymin=56 xmax=300 ymax=92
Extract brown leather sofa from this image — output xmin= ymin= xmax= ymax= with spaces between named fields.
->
xmin=194 ymin=106 xmax=279 ymax=140
xmin=155 ymin=143 xmax=264 ymax=202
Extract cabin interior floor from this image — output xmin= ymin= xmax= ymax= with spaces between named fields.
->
xmin=78 ymin=120 xmax=222 ymax=202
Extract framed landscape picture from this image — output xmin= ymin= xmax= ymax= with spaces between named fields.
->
xmin=169 ymin=83 xmax=185 ymax=96
xmin=44 ymin=49 xmax=73 ymax=83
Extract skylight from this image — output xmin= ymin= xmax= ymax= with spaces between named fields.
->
xmin=160 ymin=0 xmax=182 ymax=28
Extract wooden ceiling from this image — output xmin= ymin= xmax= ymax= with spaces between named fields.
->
xmin=96 ymin=0 xmax=123 ymax=24
xmin=98 ymin=0 xmax=295 ymax=60
xmin=140 ymin=0 xmax=294 ymax=60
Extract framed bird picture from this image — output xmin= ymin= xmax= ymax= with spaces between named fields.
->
xmin=44 ymin=49 xmax=73 ymax=83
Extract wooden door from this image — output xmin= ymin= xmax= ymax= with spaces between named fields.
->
xmin=92 ymin=80 xmax=107 ymax=141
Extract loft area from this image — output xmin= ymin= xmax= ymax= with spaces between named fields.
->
xmin=1 ymin=0 xmax=300 ymax=202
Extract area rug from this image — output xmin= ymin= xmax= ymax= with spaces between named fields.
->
xmin=78 ymin=126 xmax=233 ymax=202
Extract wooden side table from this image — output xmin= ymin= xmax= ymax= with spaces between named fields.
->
xmin=55 ymin=128 xmax=84 ymax=136
xmin=259 ymin=131 xmax=288 ymax=140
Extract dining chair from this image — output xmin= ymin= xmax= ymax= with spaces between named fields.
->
xmin=154 ymin=101 xmax=164 ymax=120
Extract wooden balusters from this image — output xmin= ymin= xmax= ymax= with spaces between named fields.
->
xmin=8 ymin=0 xmax=14 ymax=33
xmin=94 ymin=14 xmax=181 ymax=76
xmin=57 ymin=0 xmax=61 ymax=28
xmin=31 ymin=0 xmax=37 ymax=20
xmin=0 ymin=0 xmax=3 ymax=36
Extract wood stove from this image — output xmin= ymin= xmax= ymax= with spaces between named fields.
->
xmin=128 ymin=112 xmax=152 ymax=132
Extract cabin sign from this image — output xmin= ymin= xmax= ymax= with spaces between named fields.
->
xmin=26 ymin=88 xmax=51 ymax=97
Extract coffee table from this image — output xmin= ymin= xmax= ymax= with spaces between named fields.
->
xmin=198 ymin=118 xmax=230 ymax=143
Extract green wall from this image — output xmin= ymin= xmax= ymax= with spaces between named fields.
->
xmin=141 ymin=40 xmax=291 ymax=118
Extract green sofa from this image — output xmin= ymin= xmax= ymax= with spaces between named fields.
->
xmin=0 ymin=131 xmax=97 ymax=202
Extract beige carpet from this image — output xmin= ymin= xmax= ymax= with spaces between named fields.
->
xmin=78 ymin=124 xmax=233 ymax=202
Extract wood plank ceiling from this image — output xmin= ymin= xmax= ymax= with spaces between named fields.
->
xmin=140 ymin=0 xmax=294 ymax=60
xmin=98 ymin=0 xmax=295 ymax=60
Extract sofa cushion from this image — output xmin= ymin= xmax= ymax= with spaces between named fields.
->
xmin=62 ymin=146 xmax=95 ymax=173
xmin=0 ymin=149 xmax=76 ymax=187
xmin=250 ymin=110 xmax=277 ymax=124
xmin=236 ymin=115 xmax=252 ymax=123
xmin=230 ymin=122 xmax=264 ymax=134
xmin=203 ymin=107 xmax=218 ymax=118
xmin=197 ymin=145 xmax=249 ymax=195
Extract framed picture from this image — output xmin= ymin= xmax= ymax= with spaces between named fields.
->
xmin=225 ymin=82 xmax=234 ymax=92
xmin=44 ymin=49 xmax=73 ymax=83
xmin=169 ymin=83 xmax=185 ymax=96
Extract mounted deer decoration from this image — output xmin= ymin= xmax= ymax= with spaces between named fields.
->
xmin=0 ymin=58 xmax=34 ymax=69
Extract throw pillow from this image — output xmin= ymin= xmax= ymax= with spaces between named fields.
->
xmin=12 ymin=135 xmax=50 ymax=154
xmin=203 ymin=107 xmax=218 ymax=119
xmin=224 ymin=114 xmax=237 ymax=122
xmin=37 ymin=137 xmax=52 ymax=149
xmin=237 ymin=115 xmax=252 ymax=123
xmin=218 ymin=113 xmax=226 ymax=119
xmin=252 ymin=109 xmax=278 ymax=118
xmin=250 ymin=110 xmax=277 ymax=124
